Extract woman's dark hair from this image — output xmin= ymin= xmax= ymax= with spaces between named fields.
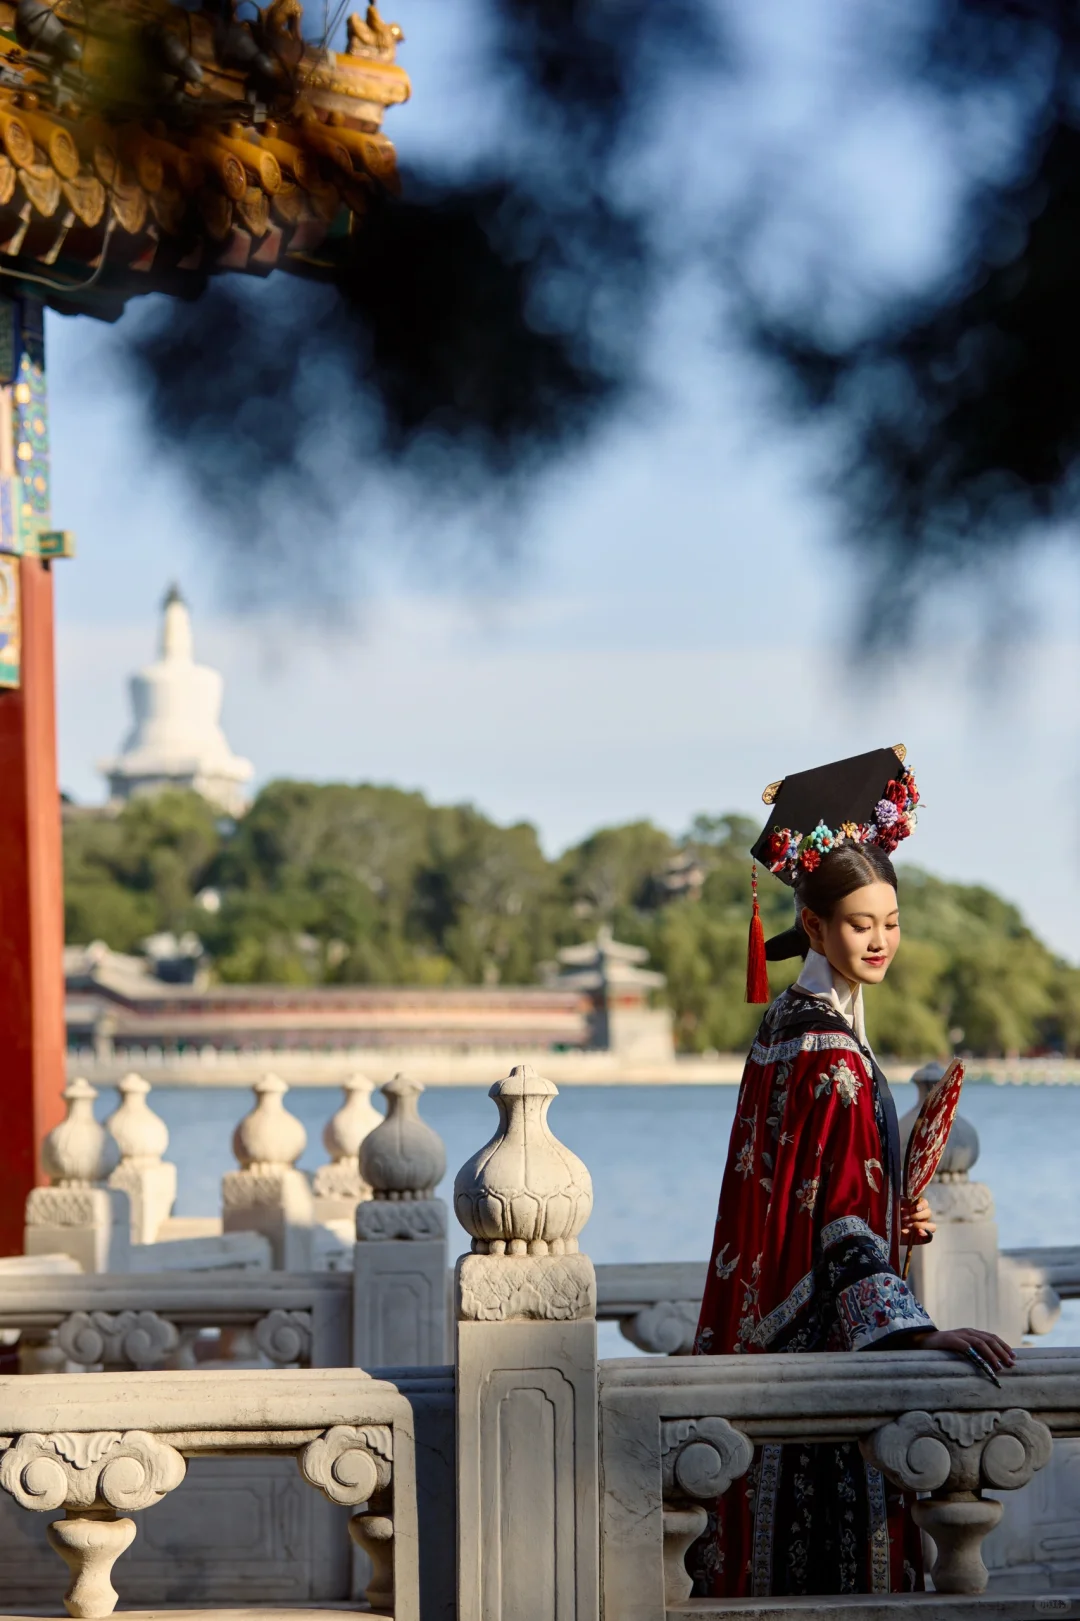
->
xmin=766 ymin=844 xmax=898 ymax=961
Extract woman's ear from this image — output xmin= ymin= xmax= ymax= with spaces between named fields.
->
xmin=800 ymin=905 xmax=824 ymax=952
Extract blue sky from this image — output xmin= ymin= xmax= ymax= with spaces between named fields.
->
xmin=46 ymin=0 xmax=1080 ymax=958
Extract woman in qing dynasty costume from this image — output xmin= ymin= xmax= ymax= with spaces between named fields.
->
xmin=692 ymin=748 xmax=1013 ymax=1599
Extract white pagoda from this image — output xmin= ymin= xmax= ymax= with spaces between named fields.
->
xmin=100 ymin=585 xmax=253 ymax=817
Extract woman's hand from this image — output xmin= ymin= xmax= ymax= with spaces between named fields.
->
xmin=911 ymin=1326 xmax=1016 ymax=1374
xmin=899 ymin=1195 xmax=935 ymax=1246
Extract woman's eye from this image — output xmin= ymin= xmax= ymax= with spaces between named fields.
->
xmin=850 ymin=924 xmax=870 ymax=933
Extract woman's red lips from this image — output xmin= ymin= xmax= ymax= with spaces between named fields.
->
xmin=864 ymin=955 xmax=886 ymax=966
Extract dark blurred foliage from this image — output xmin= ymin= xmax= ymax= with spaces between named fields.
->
xmin=118 ymin=0 xmax=721 ymax=588
xmin=118 ymin=0 xmax=1080 ymax=608
xmin=124 ymin=181 xmax=646 ymax=575
xmin=64 ymin=783 xmax=1080 ymax=1055
xmin=730 ymin=0 xmax=1080 ymax=622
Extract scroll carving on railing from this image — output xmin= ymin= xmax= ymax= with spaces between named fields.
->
xmin=660 ymin=1418 xmax=753 ymax=1603
xmin=57 ymin=1310 xmax=180 ymax=1370
xmin=0 ymin=1368 xmax=419 ymax=1620
xmin=864 ymin=1406 xmax=1053 ymax=1592
xmin=620 ymin=1298 xmax=698 ymax=1355
xmin=300 ymin=1423 xmax=396 ymax=1612
xmin=0 ymin=1429 xmax=186 ymax=1618
xmin=253 ymin=1307 xmax=312 ymax=1366
xmin=0 ymin=1429 xmax=186 ymax=1512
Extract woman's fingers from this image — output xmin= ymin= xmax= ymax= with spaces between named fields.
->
xmin=956 ymin=1327 xmax=1016 ymax=1370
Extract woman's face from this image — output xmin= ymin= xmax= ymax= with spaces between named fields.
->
xmin=801 ymin=880 xmax=900 ymax=987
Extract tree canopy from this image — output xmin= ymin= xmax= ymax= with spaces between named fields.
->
xmin=64 ymin=783 xmax=1080 ymax=1059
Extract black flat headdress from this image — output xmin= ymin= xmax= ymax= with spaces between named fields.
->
xmin=752 ymin=746 xmax=909 ymax=888
xmin=744 ymin=744 xmax=918 ymax=998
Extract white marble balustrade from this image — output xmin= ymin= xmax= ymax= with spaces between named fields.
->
xmin=0 ymin=1271 xmax=351 ymax=1372
xmin=600 ymin=1348 xmax=1080 ymax=1621
xmin=0 ymin=1366 xmax=419 ymax=1621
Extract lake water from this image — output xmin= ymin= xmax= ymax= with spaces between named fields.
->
xmin=91 ymin=1080 xmax=1080 ymax=1355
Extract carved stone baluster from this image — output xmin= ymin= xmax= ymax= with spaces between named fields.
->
xmin=453 ymin=1063 xmax=598 ymax=1621
xmin=659 ymin=1419 xmax=753 ymax=1605
xmin=864 ymin=1407 xmax=1052 ymax=1592
xmin=351 ymin=1512 xmax=395 ymax=1610
xmin=0 ymin=1429 xmax=186 ymax=1618
xmin=353 ymin=1074 xmax=448 ymax=1366
xmin=48 ymin=1512 xmax=136 ymax=1619
xmin=299 ymin=1424 xmax=394 ymax=1611
xmin=25 ymin=1079 xmax=131 ymax=1274
xmin=222 ymin=1074 xmax=314 ymax=1269
xmin=105 ymin=1073 xmax=178 ymax=1244
xmin=313 ymin=1072 xmax=382 ymax=1226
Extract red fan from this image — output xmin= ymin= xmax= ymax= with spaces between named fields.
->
xmin=901 ymin=1059 xmax=965 ymax=1279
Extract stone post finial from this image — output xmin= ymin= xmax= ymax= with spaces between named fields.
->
xmin=105 ymin=1075 xmax=177 ymax=1245
xmin=313 ymin=1074 xmax=382 ymax=1221
xmin=322 ymin=1073 xmax=382 ymax=1167
xmin=360 ymin=1075 xmax=445 ymax=1201
xmin=352 ymin=1075 xmax=449 ymax=1366
xmin=454 ymin=1062 xmax=593 ymax=1256
xmin=222 ymin=1076 xmax=314 ymax=1270
xmin=106 ymin=1074 xmax=168 ymax=1163
xmin=454 ymin=1066 xmax=599 ymax=1621
xmin=232 ymin=1074 xmax=307 ymax=1171
xmin=27 ymin=1081 xmax=131 ymax=1273
xmin=42 ymin=1079 xmax=119 ymax=1187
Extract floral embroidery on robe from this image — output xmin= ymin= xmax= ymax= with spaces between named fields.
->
xmin=691 ymin=987 xmax=933 ymax=1598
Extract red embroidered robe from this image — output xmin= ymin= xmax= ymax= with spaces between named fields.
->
xmin=692 ymin=986 xmax=933 ymax=1598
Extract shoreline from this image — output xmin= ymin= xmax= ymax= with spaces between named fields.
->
xmin=65 ymin=1052 xmax=1080 ymax=1088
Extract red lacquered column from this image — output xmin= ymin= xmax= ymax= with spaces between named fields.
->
xmin=0 ymin=554 xmax=66 ymax=1253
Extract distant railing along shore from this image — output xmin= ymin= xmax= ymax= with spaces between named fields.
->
xmin=65 ymin=1046 xmax=1080 ymax=1086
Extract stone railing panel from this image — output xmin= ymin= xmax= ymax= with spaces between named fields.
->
xmin=599 ymin=1350 xmax=1070 ymax=1621
xmin=0 ymin=1367 xmax=418 ymax=1620
xmin=0 ymin=1273 xmax=351 ymax=1372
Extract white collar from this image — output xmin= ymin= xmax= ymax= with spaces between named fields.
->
xmin=794 ymin=948 xmax=867 ymax=1046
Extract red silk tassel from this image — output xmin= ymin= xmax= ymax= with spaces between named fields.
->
xmin=746 ymin=862 xmax=770 ymax=1005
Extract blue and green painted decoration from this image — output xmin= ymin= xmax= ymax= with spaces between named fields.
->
xmin=0 ymin=294 xmax=74 ymax=689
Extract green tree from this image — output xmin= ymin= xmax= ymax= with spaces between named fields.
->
xmin=62 ymin=784 xmax=1080 ymax=1059
xmin=64 ymin=791 xmax=222 ymax=951
xmin=559 ymin=822 xmax=674 ymax=919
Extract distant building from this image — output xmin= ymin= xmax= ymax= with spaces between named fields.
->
xmin=65 ymin=941 xmax=593 ymax=1062
xmin=99 ymin=585 xmax=253 ymax=816
xmin=64 ymin=928 xmax=677 ymax=1076
xmin=549 ymin=927 xmax=675 ymax=1063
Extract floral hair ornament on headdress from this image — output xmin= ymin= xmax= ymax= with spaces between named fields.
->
xmin=745 ymin=746 xmax=919 ymax=1003
xmin=764 ymin=767 xmax=919 ymax=883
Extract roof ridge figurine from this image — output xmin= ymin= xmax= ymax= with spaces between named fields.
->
xmin=0 ymin=0 xmax=410 ymax=319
